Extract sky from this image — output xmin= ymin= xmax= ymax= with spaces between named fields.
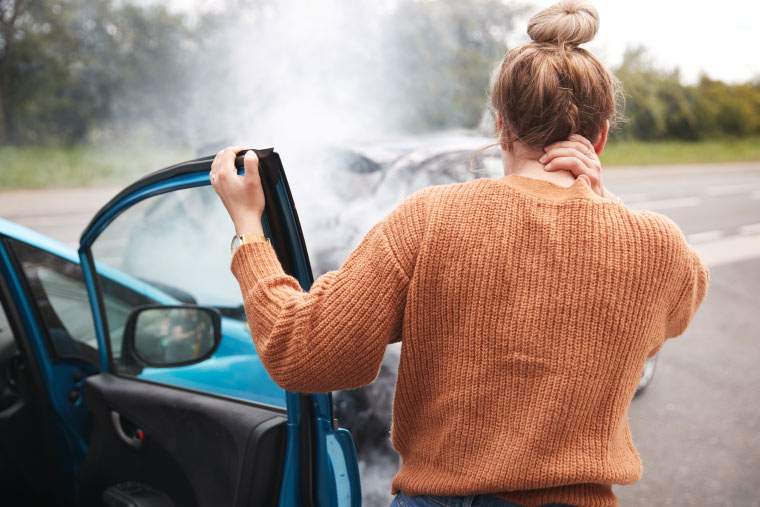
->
xmin=157 ymin=0 xmax=759 ymax=84
xmin=519 ymin=0 xmax=760 ymax=83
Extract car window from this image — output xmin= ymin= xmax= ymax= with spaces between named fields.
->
xmin=98 ymin=271 xmax=160 ymax=360
xmin=90 ymin=185 xmax=285 ymax=408
xmin=9 ymin=240 xmax=99 ymax=364
xmin=93 ymin=186 xmax=243 ymax=308
xmin=0 ymin=298 xmax=16 ymax=360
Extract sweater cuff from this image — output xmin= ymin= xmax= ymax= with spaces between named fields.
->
xmin=230 ymin=240 xmax=286 ymax=283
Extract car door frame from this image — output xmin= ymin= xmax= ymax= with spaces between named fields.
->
xmin=76 ymin=149 xmax=360 ymax=507
xmin=0 ymin=238 xmax=75 ymax=505
xmin=0 ymin=233 xmax=96 ymax=504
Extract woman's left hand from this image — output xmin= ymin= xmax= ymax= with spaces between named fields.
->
xmin=210 ymin=146 xmax=266 ymax=236
xmin=539 ymin=134 xmax=606 ymax=197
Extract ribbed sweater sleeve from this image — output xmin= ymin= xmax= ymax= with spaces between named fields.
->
xmin=230 ymin=190 xmax=428 ymax=392
xmin=665 ymin=245 xmax=710 ymax=338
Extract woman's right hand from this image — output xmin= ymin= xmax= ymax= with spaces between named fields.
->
xmin=210 ymin=146 xmax=266 ymax=236
xmin=539 ymin=134 xmax=609 ymax=198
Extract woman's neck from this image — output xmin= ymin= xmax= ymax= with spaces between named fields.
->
xmin=502 ymin=146 xmax=577 ymax=188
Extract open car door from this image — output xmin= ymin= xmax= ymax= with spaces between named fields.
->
xmin=74 ymin=149 xmax=359 ymax=507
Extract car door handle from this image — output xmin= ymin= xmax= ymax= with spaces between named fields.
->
xmin=111 ymin=411 xmax=144 ymax=449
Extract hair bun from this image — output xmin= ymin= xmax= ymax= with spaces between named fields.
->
xmin=527 ymin=0 xmax=599 ymax=47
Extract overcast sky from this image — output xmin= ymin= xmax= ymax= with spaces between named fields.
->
xmin=516 ymin=0 xmax=759 ymax=83
xmin=162 ymin=0 xmax=759 ymax=84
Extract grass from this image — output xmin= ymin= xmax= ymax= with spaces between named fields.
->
xmin=602 ymin=136 xmax=760 ymax=166
xmin=2 ymin=138 xmax=760 ymax=189
xmin=0 ymin=145 xmax=190 ymax=189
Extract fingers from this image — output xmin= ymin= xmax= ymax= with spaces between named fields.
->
xmin=210 ymin=156 xmax=219 ymax=187
xmin=540 ymin=147 xmax=595 ymax=169
xmin=543 ymin=156 xmax=603 ymax=195
xmin=539 ymin=148 xmax=600 ymax=184
xmin=569 ymin=134 xmax=596 ymax=154
xmin=243 ymin=150 xmax=261 ymax=185
xmin=542 ymin=156 xmax=588 ymax=176
xmin=552 ymin=135 xmax=595 ymax=154
xmin=210 ymin=145 xmax=247 ymax=186
xmin=541 ymin=134 xmax=605 ymax=197
xmin=218 ymin=145 xmax=246 ymax=179
xmin=543 ymin=156 xmax=600 ymax=188
xmin=544 ymin=140 xmax=595 ymax=158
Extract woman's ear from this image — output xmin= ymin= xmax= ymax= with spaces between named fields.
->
xmin=495 ymin=113 xmax=512 ymax=152
xmin=594 ymin=120 xmax=609 ymax=155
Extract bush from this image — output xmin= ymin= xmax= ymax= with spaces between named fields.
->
xmin=613 ymin=47 xmax=760 ymax=141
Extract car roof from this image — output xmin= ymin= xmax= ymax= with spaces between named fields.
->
xmin=349 ymin=129 xmax=496 ymax=162
xmin=0 ymin=217 xmax=80 ymax=263
xmin=0 ymin=216 xmax=182 ymax=304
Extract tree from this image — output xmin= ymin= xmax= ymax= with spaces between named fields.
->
xmin=0 ymin=0 xmax=192 ymax=145
xmin=0 ymin=0 xmax=31 ymax=144
xmin=383 ymin=0 xmax=520 ymax=131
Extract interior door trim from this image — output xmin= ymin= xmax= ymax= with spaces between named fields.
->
xmin=104 ymin=375 xmax=286 ymax=415
xmin=0 ymin=236 xmax=83 ymax=500
xmin=0 ymin=238 xmax=58 ymax=405
xmin=0 ymin=237 xmax=47 ymax=396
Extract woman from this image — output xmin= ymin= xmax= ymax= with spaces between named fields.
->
xmin=210 ymin=1 xmax=709 ymax=506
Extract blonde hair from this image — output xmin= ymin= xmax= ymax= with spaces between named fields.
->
xmin=491 ymin=0 xmax=621 ymax=149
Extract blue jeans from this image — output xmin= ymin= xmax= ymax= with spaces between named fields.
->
xmin=391 ymin=491 xmax=575 ymax=507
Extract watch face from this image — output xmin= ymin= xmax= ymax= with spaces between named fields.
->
xmin=230 ymin=235 xmax=241 ymax=254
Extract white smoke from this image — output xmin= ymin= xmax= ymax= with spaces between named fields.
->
xmin=114 ymin=2 xmax=509 ymax=505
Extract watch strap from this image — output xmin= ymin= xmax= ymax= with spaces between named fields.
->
xmin=231 ymin=233 xmax=268 ymax=255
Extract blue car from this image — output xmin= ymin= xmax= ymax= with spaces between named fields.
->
xmin=0 ymin=150 xmax=360 ymax=506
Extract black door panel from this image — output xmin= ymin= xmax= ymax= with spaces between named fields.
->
xmin=80 ymin=374 xmax=286 ymax=507
xmin=0 ymin=268 xmax=71 ymax=506
xmin=0 ymin=352 xmax=70 ymax=506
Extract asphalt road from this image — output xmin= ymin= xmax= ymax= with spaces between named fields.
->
xmin=1 ymin=162 xmax=758 ymax=506
xmin=604 ymin=164 xmax=760 ymax=507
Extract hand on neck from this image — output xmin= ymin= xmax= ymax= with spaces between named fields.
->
xmin=503 ymin=141 xmax=577 ymax=188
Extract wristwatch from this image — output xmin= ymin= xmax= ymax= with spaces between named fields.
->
xmin=231 ymin=232 xmax=268 ymax=255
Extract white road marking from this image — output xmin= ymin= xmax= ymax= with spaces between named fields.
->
xmin=693 ymin=233 xmax=760 ymax=267
xmin=628 ymin=197 xmax=701 ymax=211
xmin=687 ymin=230 xmax=724 ymax=244
xmin=705 ymin=184 xmax=757 ymax=197
xmin=618 ymin=193 xmax=650 ymax=202
xmin=739 ymin=223 xmax=760 ymax=236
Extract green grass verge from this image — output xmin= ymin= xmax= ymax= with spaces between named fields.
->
xmin=2 ymin=138 xmax=759 ymax=189
xmin=0 ymin=145 xmax=189 ymax=189
xmin=602 ymin=136 xmax=760 ymax=166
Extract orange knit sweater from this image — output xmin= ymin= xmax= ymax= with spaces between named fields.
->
xmin=231 ymin=174 xmax=709 ymax=507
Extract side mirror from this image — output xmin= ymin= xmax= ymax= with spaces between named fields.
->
xmin=123 ymin=305 xmax=221 ymax=368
